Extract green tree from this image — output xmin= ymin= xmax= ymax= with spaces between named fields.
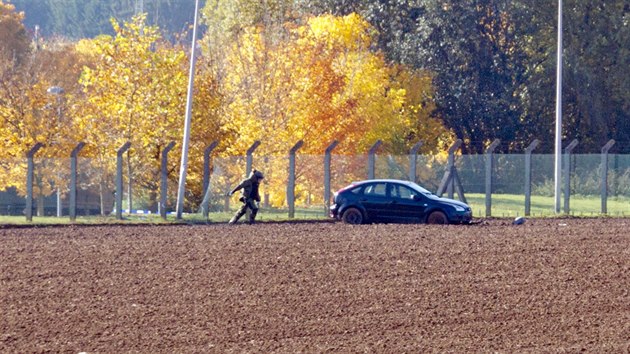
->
xmin=503 ymin=0 xmax=630 ymax=152
xmin=410 ymin=1 xmax=532 ymax=153
xmin=294 ymin=0 xmax=533 ymax=152
xmin=294 ymin=0 xmax=423 ymax=65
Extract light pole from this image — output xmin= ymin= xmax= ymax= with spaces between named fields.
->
xmin=47 ymin=85 xmax=64 ymax=217
xmin=175 ymin=0 xmax=200 ymax=219
xmin=554 ymin=0 xmax=563 ymax=213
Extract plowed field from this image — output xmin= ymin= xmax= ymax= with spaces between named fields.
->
xmin=1 ymin=218 xmax=629 ymax=353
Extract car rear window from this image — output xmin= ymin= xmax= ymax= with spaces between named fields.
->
xmin=348 ymin=186 xmax=363 ymax=194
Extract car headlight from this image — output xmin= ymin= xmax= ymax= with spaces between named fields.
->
xmin=453 ymin=205 xmax=466 ymax=212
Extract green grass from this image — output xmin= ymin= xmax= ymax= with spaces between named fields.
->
xmin=465 ymin=193 xmax=630 ymax=218
xmin=0 ymin=207 xmax=330 ymax=225
xmin=2 ymin=195 xmax=629 ymax=225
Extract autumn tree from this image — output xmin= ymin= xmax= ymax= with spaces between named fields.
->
xmin=1 ymin=1 xmax=90 ymax=214
xmin=200 ymin=11 xmax=451 ymax=206
xmin=0 ymin=0 xmax=30 ymax=67
xmin=77 ymin=14 xmax=223 ymax=212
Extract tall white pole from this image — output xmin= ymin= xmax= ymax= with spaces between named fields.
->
xmin=176 ymin=0 xmax=200 ymax=219
xmin=554 ymin=0 xmax=563 ymax=213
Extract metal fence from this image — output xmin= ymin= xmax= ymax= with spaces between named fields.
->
xmin=2 ymin=139 xmax=630 ymax=221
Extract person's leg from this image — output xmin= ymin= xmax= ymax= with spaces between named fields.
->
xmin=248 ymin=200 xmax=259 ymax=224
xmin=229 ymin=203 xmax=248 ymax=224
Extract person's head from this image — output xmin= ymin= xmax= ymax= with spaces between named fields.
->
xmin=252 ymin=169 xmax=264 ymax=182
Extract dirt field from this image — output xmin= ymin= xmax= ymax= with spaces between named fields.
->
xmin=1 ymin=218 xmax=629 ymax=353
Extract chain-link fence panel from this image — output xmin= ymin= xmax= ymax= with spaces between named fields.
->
xmin=0 ymin=158 xmax=27 ymax=216
xmin=208 ymin=156 xmax=248 ymax=213
xmin=76 ymin=157 xmax=115 ymax=216
xmin=330 ymin=154 xmax=369 ymax=193
xmin=6 ymin=151 xmax=630 ymax=221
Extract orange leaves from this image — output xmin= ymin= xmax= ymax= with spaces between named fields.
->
xmin=200 ymin=2 xmax=450 ymax=156
xmin=208 ymin=12 xmax=452 ymax=206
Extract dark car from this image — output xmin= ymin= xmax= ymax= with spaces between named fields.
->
xmin=330 ymin=179 xmax=472 ymax=225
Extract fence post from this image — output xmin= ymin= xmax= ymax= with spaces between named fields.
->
xmin=202 ymin=141 xmax=219 ymax=199
xmin=409 ymin=142 xmax=423 ymax=182
xmin=446 ymin=139 xmax=463 ymax=199
xmin=246 ymin=141 xmax=261 ymax=177
xmin=288 ymin=140 xmax=304 ymax=218
xmin=324 ymin=141 xmax=339 ymax=214
xmin=485 ymin=139 xmax=501 ymax=217
xmin=200 ymin=141 xmax=219 ymax=218
xmin=368 ymin=140 xmax=382 ymax=179
xmin=159 ymin=142 xmax=176 ymax=219
xmin=69 ymin=142 xmax=86 ymax=221
xmin=25 ymin=143 xmax=44 ymax=222
xmin=116 ymin=142 xmax=131 ymax=220
xmin=601 ymin=139 xmax=615 ymax=214
xmin=563 ymin=139 xmax=578 ymax=214
xmin=524 ymin=139 xmax=540 ymax=216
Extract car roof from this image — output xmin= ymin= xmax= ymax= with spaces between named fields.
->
xmin=343 ymin=179 xmax=435 ymax=196
xmin=351 ymin=179 xmax=415 ymax=186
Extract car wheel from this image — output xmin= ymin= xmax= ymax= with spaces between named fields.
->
xmin=426 ymin=210 xmax=448 ymax=225
xmin=342 ymin=208 xmax=364 ymax=225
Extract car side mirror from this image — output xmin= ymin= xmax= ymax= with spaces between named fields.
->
xmin=412 ymin=195 xmax=422 ymax=201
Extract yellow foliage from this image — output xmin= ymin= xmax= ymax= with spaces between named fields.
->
xmin=1 ymin=8 xmax=452 ymax=212
xmin=210 ymin=13 xmax=452 ymax=207
xmin=302 ymin=13 xmax=373 ymax=52
xmin=0 ymin=0 xmax=29 ymax=65
xmin=0 ymin=36 xmax=88 ymax=200
xmin=74 ymin=14 xmax=224 ymax=210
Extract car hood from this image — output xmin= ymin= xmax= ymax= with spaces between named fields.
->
xmin=434 ymin=196 xmax=470 ymax=210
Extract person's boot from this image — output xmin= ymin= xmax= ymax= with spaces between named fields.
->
xmin=229 ymin=212 xmax=243 ymax=225
xmin=249 ymin=209 xmax=258 ymax=224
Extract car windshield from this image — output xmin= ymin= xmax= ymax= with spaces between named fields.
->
xmin=407 ymin=182 xmax=439 ymax=198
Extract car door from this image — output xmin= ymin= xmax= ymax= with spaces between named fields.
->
xmin=360 ymin=182 xmax=390 ymax=221
xmin=388 ymin=183 xmax=427 ymax=222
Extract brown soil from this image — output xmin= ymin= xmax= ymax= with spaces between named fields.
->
xmin=1 ymin=218 xmax=629 ymax=353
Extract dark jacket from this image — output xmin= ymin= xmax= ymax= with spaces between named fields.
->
xmin=230 ymin=170 xmax=262 ymax=202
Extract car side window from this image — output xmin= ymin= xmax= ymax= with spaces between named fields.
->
xmin=364 ymin=183 xmax=387 ymax=197
xmin=392 ymin=184 xmax=420 ymax=200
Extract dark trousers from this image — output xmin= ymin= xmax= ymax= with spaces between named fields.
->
xmin=229 ymin=199 xmax=259 ymax=224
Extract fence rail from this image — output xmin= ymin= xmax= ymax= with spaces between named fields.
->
xmin=2 ymin=140 xmax=630 ymax=221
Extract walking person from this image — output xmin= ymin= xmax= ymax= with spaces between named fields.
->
xmin=227 ymin=169 xmax=264 ymax=224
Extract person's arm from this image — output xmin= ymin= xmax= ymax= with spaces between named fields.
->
xmin=229 ymin=180 xmax=246 ymax=195
xmin=255 ymin=188 xmax=261 ymax=202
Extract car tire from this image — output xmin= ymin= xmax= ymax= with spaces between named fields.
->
xmin=426 ymin=210 xmax=448 ymax=225
xmin=342 ymin=208 xmax=364 ymax=225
